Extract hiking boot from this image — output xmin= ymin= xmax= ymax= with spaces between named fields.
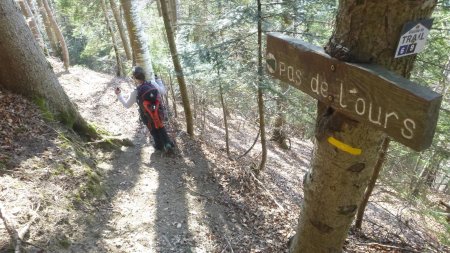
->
xmin=163 ymin=143 xmax=174 ymax=152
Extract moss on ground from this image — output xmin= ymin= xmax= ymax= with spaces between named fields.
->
xmin=33 ymin=96 xmax=54 ymax=121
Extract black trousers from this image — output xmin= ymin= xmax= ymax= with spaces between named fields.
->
xmin=140 ymin=107 xmax=173 ymax=150
xmin=150 ymin=127 xmax=174 ymax=150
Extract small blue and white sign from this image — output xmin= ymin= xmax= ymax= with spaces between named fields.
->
xmin=395 ymin=19 xmax=433 ymax=58
xmin=266 ymin=52 xmax=276 ymax=74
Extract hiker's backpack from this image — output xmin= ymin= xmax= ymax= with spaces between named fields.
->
xmin=136 ymin=82 xmax=165 ymax=130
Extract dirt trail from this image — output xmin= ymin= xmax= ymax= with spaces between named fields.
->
xmin=56 ymin=63 xmax=247 ymax=252
xmin=1 ymin=60 xmax=304 ymax=252
xmin=1 ymin=60 xmax=448 ymax=253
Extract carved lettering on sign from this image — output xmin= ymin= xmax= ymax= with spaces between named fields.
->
xmin=266 ymin=33 xmax=442 ymax=151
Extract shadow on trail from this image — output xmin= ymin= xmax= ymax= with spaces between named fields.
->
xmin=147 ymin=133 xmax=254 ymax=252
xmin=148 ymin=150 xmax=194 ymax=251
xmin=60 ymin=129 xmax=146 ymax=252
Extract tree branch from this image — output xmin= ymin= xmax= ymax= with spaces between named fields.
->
xmin=236 ymin=130 xmax=260 ymax=160
xmin=0 ymin=201 xmax=41 ymax=253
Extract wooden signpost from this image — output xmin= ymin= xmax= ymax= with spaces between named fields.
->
xmin=266 ymin=32 xmax=442 ymax=152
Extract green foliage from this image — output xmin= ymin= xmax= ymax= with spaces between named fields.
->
xmin=389 ymin=4 xmax=450 ymax=207
xmin=54 ymin=0 xmax=118 ymax=73
xmin=172 ymin=0 xmax=337 ymax=137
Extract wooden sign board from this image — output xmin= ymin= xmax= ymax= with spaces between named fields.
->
xmin=266 ymin=33 xmax=442 ymax=151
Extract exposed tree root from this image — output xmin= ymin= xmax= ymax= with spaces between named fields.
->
xmin=86 ymin=136 xmax=134 ymax=150
xmin=0 ymin=202 xmax=40 ymax=253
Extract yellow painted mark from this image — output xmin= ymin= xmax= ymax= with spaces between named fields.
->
xmin=327 ymin=137 xmax=362 ymax=155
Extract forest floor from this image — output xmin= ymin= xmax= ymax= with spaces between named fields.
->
xmin=0 ymin=58 xmax=449 ymax=253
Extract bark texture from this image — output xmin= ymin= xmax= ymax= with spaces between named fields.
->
xmin=325 ymin=0 xmax=436 ymax=76
xmin=120 ymin=0 xmax=154 ymax=79
xmin=256 ymin=0 xmax=267 ymax=173
xmin=101 ymin=0 xmax=124 ymax=76
xmin=159 ymin=0 xmax=194 ymax=136
xmin=156 ymin=0 xmax=177 ymax=27
xmin=289 ymin=1 xmax=437 ymax=252
xmin=412 ymin=152 xmax=442 ymax=196
xmin=168 ymin=0 xmax=178 ymax=28
xmin=36 ymin=0 xmax=59 ymax=56
xmin=271 ymin=82 xmax=289 ymax=149
xmin=41 ymin=0 xmax=70 ymax=70
xmin=0 ymin=0 xmax=95 ymax=138
xmin=18 ymin=0 xmax=45 ymax=51
xmin=109 ymin=0 xmax=132 ymax=61
xmin=219 ymin=82 xmax=230 ymax=158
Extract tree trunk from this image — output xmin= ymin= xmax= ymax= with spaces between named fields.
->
xmin=219 ymin=82 xmax=230 ymax=158
xmin=120 ymin=0 xmax=153 ymax=79
xmin=409 ymin=153 xmax=423 ymax=190
xmin=271 ymin=82 xmax=289 ymax=149
xmin=159 ymin=0 xmax=194 ymax=137
xmin=36 ymin=0 xmax=59 ymax=56
xmin=26 ymin=0 xmax=50 ymax=55
xmin=168 ymin=72 xmax=178 ymax=118
xmin=270 ymin=0 xmax=292 ymax=150
xmin=41 ymin=0 xmax=69 ymax=70
xmin=17 ymin=0 xmax=46 ymax=52
xmin=289 ymin=1 xmax=437 ymax=252
xmin=157 ymin=0 xmax=178 ymax=26
xmin=100 ymin=0 xmax=124 ymax=77
xmin=109 ymin=0 xmax=132 ymax=61
xmin=256 ymin=0 xmax=267 ymax=174
xmin=425 ymin=157 xmax=443 ymax=188
xmin=167 ymin=0 xmax=177 ymax=29
xmin=156 ymin=0 xmax=162 ymax=16
xmin=191 ymin=84 xmax=198 ymax=119
xmin=355 ymin=137 xmax=390 ymax=229
xmin=412 ymin=152 xmax=436 ymax=197
xmin=201 ymin=96 xmax=206 ymax=133
xmin=0 ymin=0 xmax=96 ymax=138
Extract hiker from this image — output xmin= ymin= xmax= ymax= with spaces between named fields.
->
xmin=115 ymin=66 xmax=174 ymax=152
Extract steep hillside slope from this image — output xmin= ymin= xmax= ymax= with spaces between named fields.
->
xmin=0 ymin=59 xmax=447 ymax=252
